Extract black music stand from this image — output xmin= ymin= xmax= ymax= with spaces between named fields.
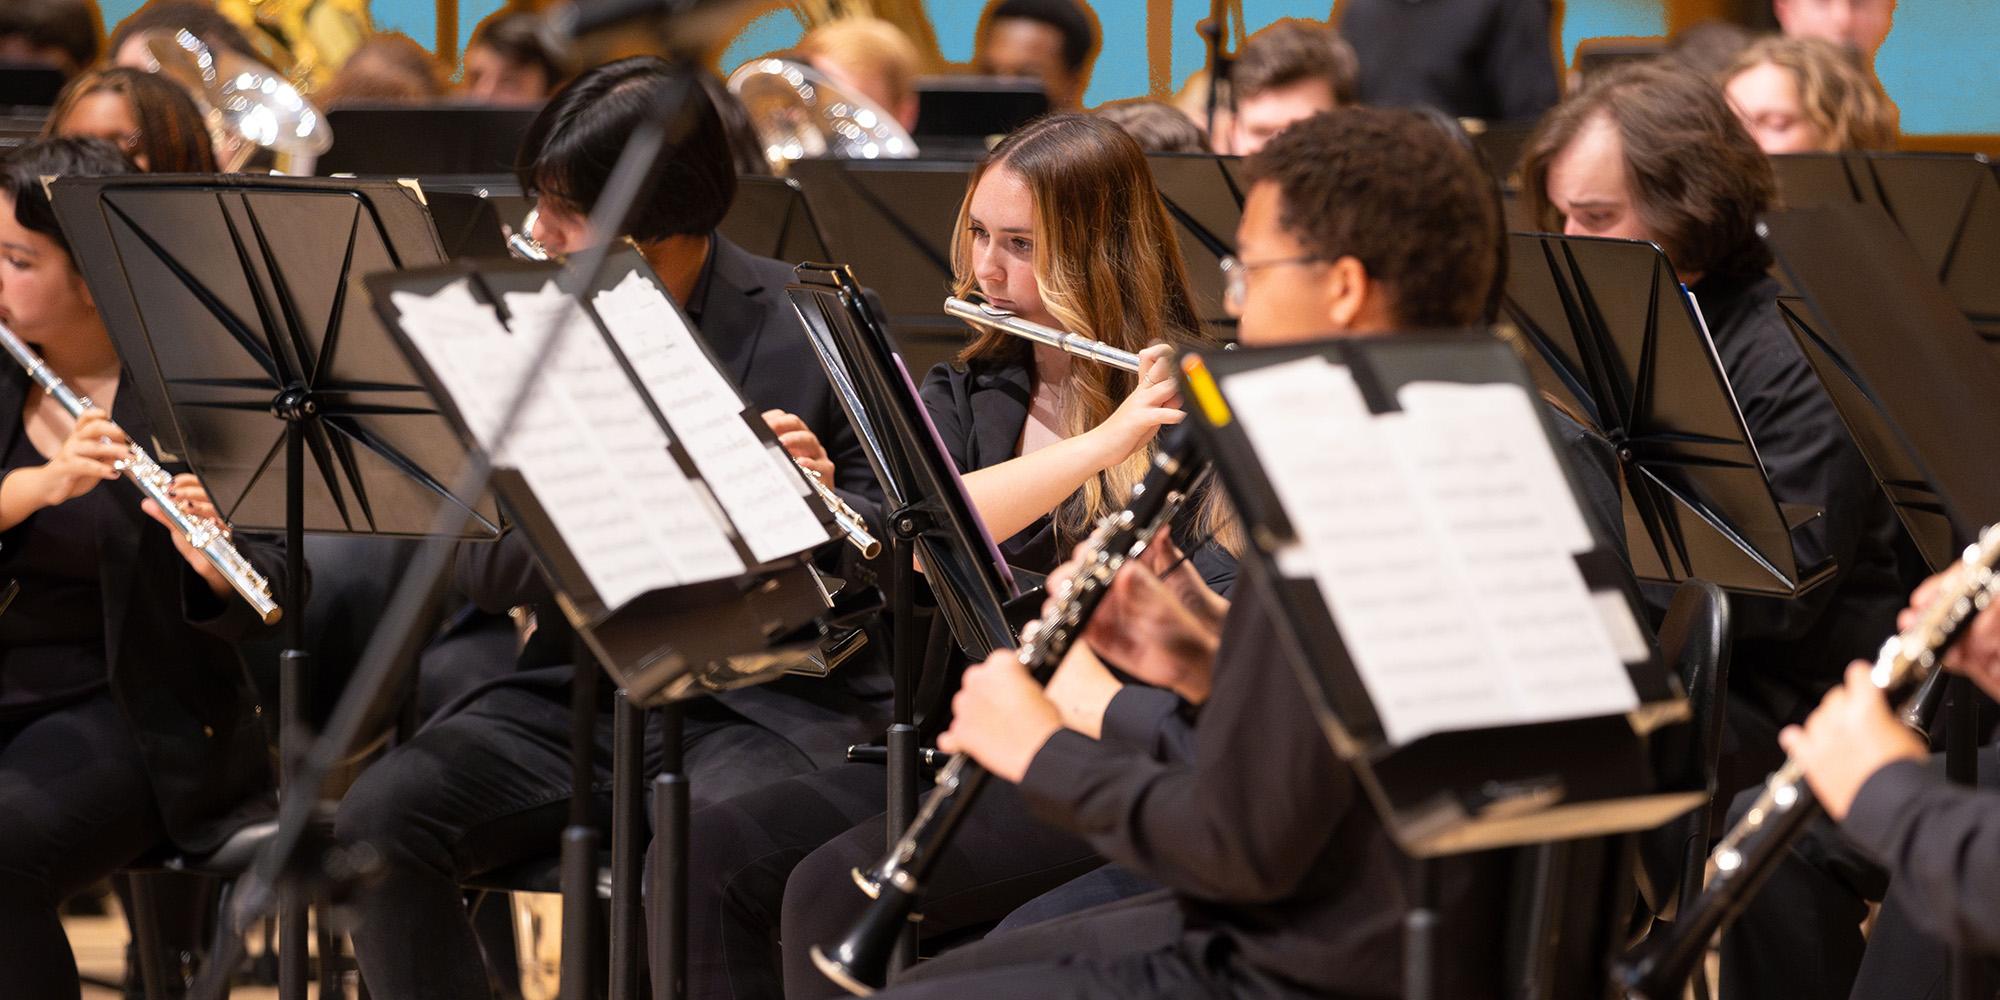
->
xmin=911 ymin=76 xmax=1048 ymax=159
xmin=318 ymin=105 xmax=541 ymax=176
xmin=722 ymin=175 xmax=834 ymax=264
xmin=1178 ymin=333 xmax=1699 ymax=998
xmin=1771 ymin=152 xmax=2000 ymax=349
xmin=49 ymin=173 xmax=501 ymax=1000
xmin=1765 ymin=204 xmax=2000 ymax=1000
xmin=790 ymin=263 xmax=1026 ymax=968
xmin=373 ymin=248 xmax=841 ymax=1000
xmin=785 ymin=158 xmax=974 ymax=375
xmin=1146 ymin=152 xmax=1246 ymax=341
xmin=1503 ymin=232 xmax=1836 ymax=597
xmin=409 ymin=176 xmax=535 ymax=259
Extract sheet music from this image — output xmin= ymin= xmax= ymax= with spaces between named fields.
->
xmin=591 ymin=270 xmax=831 ymax=563
xmin=389 ymin=280 xmax=741 ymax=612
xmin=1222 ymin=357 xmax=1637 ymax=745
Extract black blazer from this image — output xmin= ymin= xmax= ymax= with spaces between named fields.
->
xmin=1339 ymin=0 xmax=1562 ymax=121
xmin=919 ymin=354 xmax=1237 ymax=595
xmin=455 ymin=235 xmax=888 ymax=767
xmin=0 ymin=368 xmax=284 ymax=853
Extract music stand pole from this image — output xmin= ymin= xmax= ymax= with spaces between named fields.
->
xmin=274 ymin=396 xmax=311 ymax=1000
xmin=651 ymin=702 xmax=689 ymax=1000
xmin=885 ymin=524 xmax=922 ymax=971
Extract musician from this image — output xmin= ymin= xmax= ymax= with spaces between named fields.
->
xmin=318 ymin=33 xmax=448 ymax=107
xmin=857 ymin=105 xmax=1545 ymax=1000
xmin=0 ymin=137 xmax=284 ymax=999
xmin=1523 ymin=60 xmax=1918 ymax=1000
xmin=1776 ymin=0 xmax=1896 ymax=64
xmin=1094 ymin=98 xmax=1208 ymax=153
xmin=678 ymin=113 xmax=1236 ymax=1000
xmin=107 ymin=1 xmax=266 ymax=73
xmin=0 ymin=0 xmax=98 ymax=80
xmin=974 ymin=0 xmax=1097 ymax=112
xmin=1223 ymin=19 xmax=1357 ymax=156
xmin=1337 ymin=0 xmax=1561 ymax=122
xmin=461 ymin=11 xmax=564 ymax=106
xmin=331 ymin=59 xmax=881 ymax=1000
xmin=1722 ymin=35 xmax=1898 ymax=154
xmin=43 ymin=67 xmax=219 ymax=173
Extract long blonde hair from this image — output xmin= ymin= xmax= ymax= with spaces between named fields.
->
xmin=1725 ymin=36 xmax=1899 ymax=152
xmin=950 ymin=113 xmax=1228 ymax=548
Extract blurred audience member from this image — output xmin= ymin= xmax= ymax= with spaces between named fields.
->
xmin=1776 ymin=0 xmax=1894 ymax=64
xmin=974 ymin=0 xmax=1096 ymax=111
xmin=1669 ymin=19 xmax=1757 ymax=77
xmin=44 ymin=66 xmax=217 ymax=171
xmin=319 ymin=33 xmax=446 ymax=107
xmin=796 ymin=16 xmax=922 ymax=131
xmin=1227 ymin=19 xmax=1356 ymax=155
xmin=1724 ymin=35 xmax=1897 ymax=154
xmin=109 ymin=0 xmax=263 ymax=70
xmin=1339 ymin=0 xmax=1559 ymax=121
xmin=0 ymin=0 xmax=99 ymax=79
xmin=1097 ymin=97 xmax=1207 ymax=153
xmin=463 ymin=11 xmax=563 ymax=106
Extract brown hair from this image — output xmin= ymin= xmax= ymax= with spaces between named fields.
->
xmin=1725 ymin=35 xmax=1899 ymax=152
xmin=1234 ymin=18 xmax=1359 ymax=105
xmin=44 ymin=66 xmax=217 ymax=173
xmin=1522 ymin=60 xmax=1776 ymax=281
xmin=951 ymin=113 xmax=1214 ymax=542
xmin=1094 ymin=98 xmax=1208 ymax=153
xmin=1245 ymin=107 xmax=1502 ymax=329
xmin=319 ymin=33 xmax=447 ymax=107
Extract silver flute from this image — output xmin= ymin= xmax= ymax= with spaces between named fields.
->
xmin=797 ymin=460 xmax=881 ymax=559
xmin=0 ymin=319 xmax=281 ymax=625
xmin=944 ymin=296 xmax=1143 ymax=373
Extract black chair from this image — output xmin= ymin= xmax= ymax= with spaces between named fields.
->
xmin=1635 ymin=578 xmax=1733 ymax=927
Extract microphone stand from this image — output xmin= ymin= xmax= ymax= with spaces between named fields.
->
xmin=1198 ymin=0 xmax=1239 ymax=150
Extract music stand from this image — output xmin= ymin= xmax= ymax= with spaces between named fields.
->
xmin=721 ymin=175 xmax=834 ymax=264
xmin=1146 ymin=152 xmax=1247 ymax=341
xmin=1502 ymin=232 xmax=1836 ymax=597
xmin=49 ymin=172 xmax=501 ymax=999
xmin=317 ymin=105 xmax=540 ymax=176
xmin=912 ymin=76 xmax=1048 ymax=159
xmin=407 ymin=176 xmax=535 ymax=260
xmin=1771 ymin=152 xmax=2000 ymax=351
xmin=786 ymin=158 xmax=975 ymax=375
xmin=790 ymin=263 xmax=1024 ymax=968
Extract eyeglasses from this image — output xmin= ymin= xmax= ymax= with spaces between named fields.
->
xmin=1218 ymin=254 xmax=1326 ymax=314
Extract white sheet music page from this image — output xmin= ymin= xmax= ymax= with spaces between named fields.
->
xmin=1220 ymin=357 xmax=1635 ymax=745
xmin=591 ymin=270 xmax=831 ymax=564
xmin=390 ymin=281 xmax=686 ymax=609
xmin=503 ymin=283 xmax=747 ymax=586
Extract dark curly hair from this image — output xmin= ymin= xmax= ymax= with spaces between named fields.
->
xmin=1522 ymin=60 xmax=1776 ymax=281
xmin=1243 ymin=107 xmax=1502 ymax=329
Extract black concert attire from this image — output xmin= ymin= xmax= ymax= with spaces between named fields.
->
xmin=1690 ymin=271 xmax=1918 ymax=1000
xmin=1337 ymin=0 xmax=1562 ymax=121
xmin=0 ymin=369 xmax=282 ymax=998
xmin=335 ymin=235 xmax=883 ymax=1000
xmin=682 ymin=350 xmax=1235 ymax=1000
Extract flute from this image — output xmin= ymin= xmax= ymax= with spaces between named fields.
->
xmin=944 ymin=297 xmax=1143 ymax=373
xmin=0 ymin=319 xmax=281 ymax=625
xmin=797 ymin=459 xmax=881 ymax=559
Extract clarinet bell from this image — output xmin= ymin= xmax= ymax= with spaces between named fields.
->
xmin=810 ymin=874 xmax=919 ymax=995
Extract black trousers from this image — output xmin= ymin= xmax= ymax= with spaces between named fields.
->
xmin=0 ymin=692 xmax=166 ymax=1000
xmin=335 ymin=683 xmax=815 ymax=1000
xmin=872 ymin=891 xmax=1289 ymax=1000
xmin=682 ymin=761 xmax=1103 ymax=1000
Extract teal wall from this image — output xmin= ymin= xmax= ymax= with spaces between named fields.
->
xmin=98 ymin=0 xmax=1997 ymax=134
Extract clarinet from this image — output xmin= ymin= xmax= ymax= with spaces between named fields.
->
xmin=1618 ymin=522 xmax=2000 ymax=999
xmin=811 ymin=427 xmax=1206 ymax=995
xmin=0 ymin=319 xmax=281 ymax=625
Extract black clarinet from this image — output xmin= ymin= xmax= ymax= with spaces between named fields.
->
xmin=1618 ymin=522 xmax=2000 ymax=999
xmin=811 ymin=427 xmax=1206 ymax=995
